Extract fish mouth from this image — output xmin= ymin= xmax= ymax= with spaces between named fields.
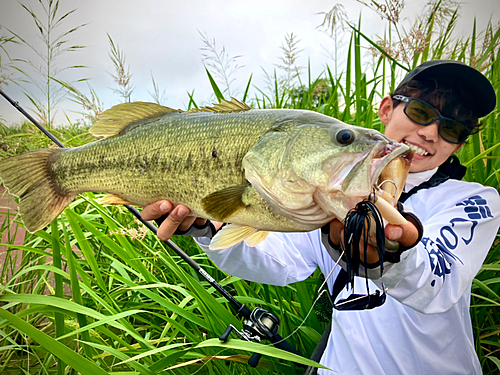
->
xmin=327 ymin=141 xmax=413 ymax=199
xmin=371 ymin=142 xmax=414 ymax=201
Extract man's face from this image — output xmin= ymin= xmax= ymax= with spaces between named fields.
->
xmin=379 ymin=97 xmax=462 ymax=173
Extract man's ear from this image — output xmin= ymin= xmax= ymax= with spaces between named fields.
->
xmin=379 ymin=96 xmax=393 ymax=125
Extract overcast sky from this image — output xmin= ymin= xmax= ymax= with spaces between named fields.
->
xmin=1 ymin=0 xmax=499 ymax=126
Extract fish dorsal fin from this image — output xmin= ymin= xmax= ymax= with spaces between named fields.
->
xmin=90 ymin=102 xmax=183 ymax=137
xmin=188 ymin=97 xmax=251 ymax=114
xmin=201 ymin=184 xmax=251 ymax=221
xmin=209 ymin=224 xmax=268 ymax=250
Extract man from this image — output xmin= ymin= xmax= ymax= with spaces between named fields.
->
xmin=142 ymin=60 xmax=500 ymax=374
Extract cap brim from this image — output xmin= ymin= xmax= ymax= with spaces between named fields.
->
xmin=399 ymin=61 xmax=496 ymax=117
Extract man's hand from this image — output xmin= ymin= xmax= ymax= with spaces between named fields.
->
xmin=329 ymin=219 xmax=420 ymax=264
xmin=141 ymin=200 xmax=221 ymax=241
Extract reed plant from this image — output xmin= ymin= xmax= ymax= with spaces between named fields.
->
xmin=108 ymin=34 xmax=134 ymax=103
xmin=200 ymin=30 xmax=243 ymax=100
xmin=7 ymin=0 xmax=86 ymax=129
xmin=1 ymin=2 xmax=499 ymax=374
xmin=0 ymin=26 xmax=16 ymax=90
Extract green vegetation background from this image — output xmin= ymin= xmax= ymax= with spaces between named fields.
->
xmin=0 ymin=1 xmax=499 ymax=374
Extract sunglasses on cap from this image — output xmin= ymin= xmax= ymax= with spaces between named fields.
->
xmin=392 ymin=95 xmax=471 ymax=144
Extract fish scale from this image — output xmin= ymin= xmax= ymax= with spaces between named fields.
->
xmin=53 ymin=110 xmax=283 ymax=212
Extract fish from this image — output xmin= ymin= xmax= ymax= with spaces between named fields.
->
xmin=0 ymin=98 xmax=413 ymax=250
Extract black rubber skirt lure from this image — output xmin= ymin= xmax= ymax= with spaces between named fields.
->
xmin=335 ymin=197 xmax=387 ymax=310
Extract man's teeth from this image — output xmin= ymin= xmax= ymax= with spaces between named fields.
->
xmin=404 ymin=141 xmax=429 ymax=156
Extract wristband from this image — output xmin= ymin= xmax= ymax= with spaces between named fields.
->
xmin=175 ymin=220 xmax=218 ymax=238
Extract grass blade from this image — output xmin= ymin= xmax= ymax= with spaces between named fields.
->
xmin=50 ymin=220 xmax=65 ymax=375
xmin=62 ymin=220 xmax=93 ymax=357
xmin=242 ymin=73 xmax=253 ymax=102
xmin=206 ymin=68 xmax=224 ymax=101
xmin=0 ymin=308 xmax=109 ymax=375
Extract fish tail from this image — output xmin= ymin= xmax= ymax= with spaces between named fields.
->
xmin=0 ymin=149 xmax=76 ymax=233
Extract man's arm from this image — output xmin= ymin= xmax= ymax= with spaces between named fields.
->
xmin=140 ymin=200 xmax=320 ymax=286
xmin=376 ymin=183 xmax=498 ymax=313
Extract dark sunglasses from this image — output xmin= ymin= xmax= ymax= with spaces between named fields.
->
xmin=392 ymin=95 xmax=471 ymax=144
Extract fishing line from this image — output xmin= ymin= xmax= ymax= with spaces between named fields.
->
xmin=259 ymin=250 xmax=345 ymax=348
xmin=318 ymin=252 xmax=343 ymax=292
xmin=214 ymin=250 xmax=346 ymax=365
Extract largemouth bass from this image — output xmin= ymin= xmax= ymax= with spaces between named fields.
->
xmin=0 ymin=99 xmax=413 ymax=249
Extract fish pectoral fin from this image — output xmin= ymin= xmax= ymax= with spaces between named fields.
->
xmin=95 ymin=194 xmax=135 ymax=206
xmin=201 ymin=184 xmax=250 ymax=221
xmin=90 ymin=102 xmax=183 ymax=137
xmin=209 ymin=224 xmax=267 ymax=250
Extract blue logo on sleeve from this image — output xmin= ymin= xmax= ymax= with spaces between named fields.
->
xmin=456 ymin=195 xmax=493 ymax=220
xmin=422 ymin=195 xmax=493 ymax=286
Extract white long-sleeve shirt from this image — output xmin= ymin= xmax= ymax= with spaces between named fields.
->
xmin=196 ymin=170 xmax=500 ymax=375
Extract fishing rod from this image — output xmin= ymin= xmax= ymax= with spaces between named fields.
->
xmin=0 ymin=89 xmax=304 ymax=368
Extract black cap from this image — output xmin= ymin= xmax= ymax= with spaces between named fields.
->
xmin=396 ymin=60 xmax=497 ymax=117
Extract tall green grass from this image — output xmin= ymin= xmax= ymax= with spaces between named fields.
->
xmin=0 ymin=196 xmax=325 ymax=374
xmin=1 ymin=3 xmax=500 ymax=374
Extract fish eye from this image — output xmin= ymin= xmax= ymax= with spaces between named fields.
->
xmin=336 ymin=129 xmax=355 ymax=145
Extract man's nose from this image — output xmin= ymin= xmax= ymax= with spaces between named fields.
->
xmin=417 ymin=121 xmax=440 ymax=142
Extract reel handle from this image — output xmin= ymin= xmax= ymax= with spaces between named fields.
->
xmin=248 ymin=353 xmax=262 ymax=368
xmin=249 ymin=333 xmax=304 ymax=368
xmin=270 ymin=333 xmax=303 ymax=358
